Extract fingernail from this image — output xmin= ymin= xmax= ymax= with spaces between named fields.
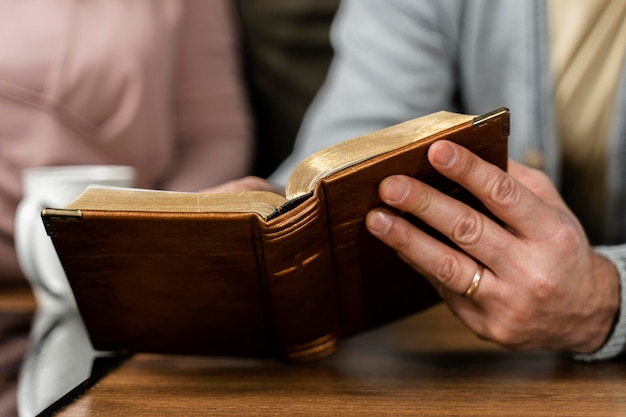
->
xmin=382 ymin=177 xmax=409 ymax=204
xmin=432 ymin=141 xmax=457 ymax=167
xmin=367 ymin=211 xmax=392 ymax=235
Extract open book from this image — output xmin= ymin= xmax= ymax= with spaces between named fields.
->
xmin=43 ymin=108 xmax=509 ymax=362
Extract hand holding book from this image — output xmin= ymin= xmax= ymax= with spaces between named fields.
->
xmin=366 ymin=139 xmax=620 ymax=355
xmin=196 ymin=110 xmax=620 ymax=357
xmin=43 ymin=108 xmax=510 ymax=361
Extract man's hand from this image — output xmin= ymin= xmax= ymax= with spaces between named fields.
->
xmin=365 ymin=140 xmax=619 ymax=353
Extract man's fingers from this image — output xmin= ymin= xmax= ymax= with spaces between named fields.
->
xmin=427 ymin=141 xmax=562 ymax=241
xmin=375 ymin=174 xmax=513 ymax=273
xmin=366 ymin=208 xmax=496 ymax=302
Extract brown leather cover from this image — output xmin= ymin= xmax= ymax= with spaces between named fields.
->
xmin=319 ymin=112 xmax=508 ymax=338
xmin=44 ymin=109 xmax=509 ymax=362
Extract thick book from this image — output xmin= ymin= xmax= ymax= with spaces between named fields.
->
xmin=42 ymin=108 xmax=510 ymax=362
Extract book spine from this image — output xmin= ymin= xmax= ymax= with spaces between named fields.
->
xmin=258 ymin=190 xmax=340 ymax=362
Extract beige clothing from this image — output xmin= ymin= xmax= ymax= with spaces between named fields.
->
xmin=0 ymin=0 xmax=253 ymax=283
xmin=550 ymin=0 xmax=626 ymax=243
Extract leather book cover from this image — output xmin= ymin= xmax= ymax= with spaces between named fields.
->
xmin=43 ymin=108 xmax=509 ymax=362
xmin=317 ymin=111 xmax=509 ymax=337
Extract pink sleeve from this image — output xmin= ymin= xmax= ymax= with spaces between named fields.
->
xmin=160 ymin=0 xmax=254 ymax=191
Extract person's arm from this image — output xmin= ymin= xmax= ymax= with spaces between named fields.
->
xmin=161 ymin=0 xmax=253 ymax=192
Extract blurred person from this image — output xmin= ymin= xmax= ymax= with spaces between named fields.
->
xmin=0 ymin=0 xmax=253 ymax=285
xmin=222 ymin=0 xmax=626 ymax=361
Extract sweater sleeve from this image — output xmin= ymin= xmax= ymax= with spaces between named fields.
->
xmin=573 ymin=245 xmax=626 ymax=361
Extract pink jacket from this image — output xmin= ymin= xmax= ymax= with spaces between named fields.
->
xmin=0 ymin=0 xmax=253 ymax=283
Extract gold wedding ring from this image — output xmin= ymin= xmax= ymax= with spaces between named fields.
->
xmin=463 ymin=263 xmax=484 ymax=298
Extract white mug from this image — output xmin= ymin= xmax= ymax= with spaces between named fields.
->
xmin=15 ymin=165 xmax=136 ymax=311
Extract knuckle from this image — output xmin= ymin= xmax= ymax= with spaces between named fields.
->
xmin=391 ymin=223 xmax=416 ymax=253
xmin=481 ymin=301 xmax=534 ymax=348
xmin=451 ymin=210 xmax=484 ymax=246
xmin=529 ymin=273 xmax=558 ymax=300
xmin=431 ymin=254 xmax=462 ymax=287
xmin=456 ymin=152 xmax=479 ymax=178
xmin=487 ymin=174 xmax=520 ymax=209
xmin=554 ymin=221 xmax=584 ymax=253
xmin=409 ymin=191 xmax=433 ymax=215
xmin=485 ymin=320 xmax=524 ymax=348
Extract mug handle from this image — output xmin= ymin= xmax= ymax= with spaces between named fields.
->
xmin=14 ymin=197 xmax=60 ymax=296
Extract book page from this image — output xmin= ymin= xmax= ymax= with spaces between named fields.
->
xmin=285 ymin=111 xmax=474 ymax=199
xmin=64 ymin=187 xmax=287 ymax=217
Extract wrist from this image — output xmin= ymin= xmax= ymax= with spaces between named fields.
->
xmin=573 ymin=246 xmax=626 ymax=361
xmin=582 ymin=253 xmax=620 ymax=352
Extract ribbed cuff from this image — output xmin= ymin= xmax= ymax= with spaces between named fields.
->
xmin=573 ymin=246 xmax=626 ymax=362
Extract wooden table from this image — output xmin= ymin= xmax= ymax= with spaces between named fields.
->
xmin=53 ymin=304 xmax=626 ymax=416
xmin=0 ymin=285 xmax=35 ymax=417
